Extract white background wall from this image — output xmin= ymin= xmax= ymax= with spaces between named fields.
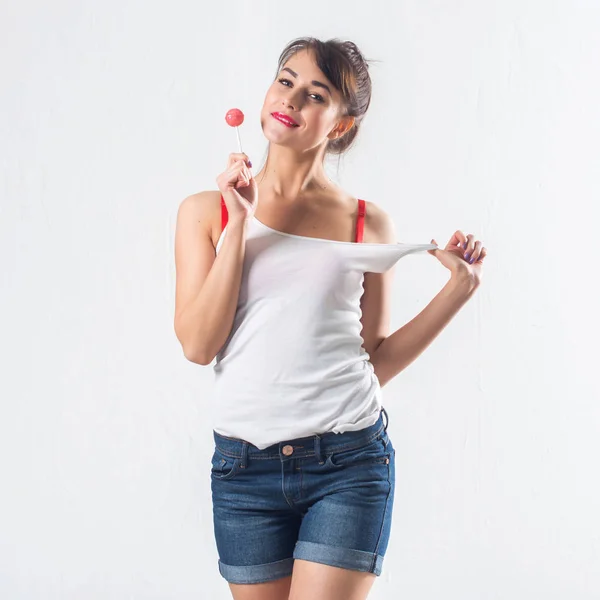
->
xmin=1 ymin=1 xmax=599 ymax=598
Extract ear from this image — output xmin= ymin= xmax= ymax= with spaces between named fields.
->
xmin=329 ymin=115 xmax=355 ymax=139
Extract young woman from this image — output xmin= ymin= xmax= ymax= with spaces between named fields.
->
xmin=174 ymin=37 xmax=486 ymax=600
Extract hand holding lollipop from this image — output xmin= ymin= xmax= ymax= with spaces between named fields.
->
xmin=217 ymin=107 xmax=258 ymax=222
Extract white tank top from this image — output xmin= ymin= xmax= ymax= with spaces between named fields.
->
xmin=211 ymin=211 xmax=436 ymax=450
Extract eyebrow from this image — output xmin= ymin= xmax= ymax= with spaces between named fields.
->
xmin=281 ymin=67 xmax=331 ymax=96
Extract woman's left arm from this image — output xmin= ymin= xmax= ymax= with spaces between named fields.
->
xmin=361 ymin=222 xmax=488 ymax=388
xmin=371 ymin=267 xmax=479 ymax=388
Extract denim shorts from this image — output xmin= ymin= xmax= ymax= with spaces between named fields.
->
xmin=210 ymin=407 xmax=395 ymax=584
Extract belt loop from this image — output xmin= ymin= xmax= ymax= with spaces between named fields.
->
xmin=240 ymin=441 xmax=248 ymax=468
xmin=314 ymin=434 xmax=324 ymax=464
xmin=381 ymin=406 xmax=389 ymax=433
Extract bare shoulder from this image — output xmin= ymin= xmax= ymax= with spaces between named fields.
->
xmin=178 ymin=190 xmax=223 ymax=248
xmin=362 ymin=199 xmax=397 ymax=244
xmin=178 ymin=189 xmax=220 ymax=218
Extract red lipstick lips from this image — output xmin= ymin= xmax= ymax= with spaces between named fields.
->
xmin=272 ymin=112 xmax=299 ymax=127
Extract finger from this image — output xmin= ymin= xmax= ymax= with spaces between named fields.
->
xmin=235 ymin=172 xmax=249 ymax=187
xmin=226 ymin=155 xmax=245 ymax=172
xmin=235 ymin=164 xmax=250 ymax=187
xmin=218 ymin=161 xmax=249 ymax=192
xmin=228 ymin=152 xmax=249 ymax=162
xmin=240 ymin=163 xmax=251 ymax=182
xmin=463 ymin=234 xmax=476 ymax=259
xmin=228 ymin=152 xmax=251 ymax=169
xmin=229 ymin=159 xmax=248 ymax=175
xmin=240 ymin=163 xmax=252 ymax=184
xmin=475 ymin=247 xmax=487 ymax=262
xmin=225 ymin=162 xmax=242 ymax=183
xmin=242 ymin=164 xmax=253 ymax=181
xmin=226 ymin=161 xmax=249 ymax=188
xmin=447 ymin=230 xmax=467 ymax=250
xmin=467 ymin=240 xmax=482 ymax=263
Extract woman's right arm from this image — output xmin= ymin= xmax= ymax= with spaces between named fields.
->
xmin=174 ymin=152 xmax=257 ymax=365
xmin=173 ymin=193 xmax=248 ymax=365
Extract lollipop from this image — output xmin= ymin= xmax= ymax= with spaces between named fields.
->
xmin=225 ymin=108 xmax=245 ymax=153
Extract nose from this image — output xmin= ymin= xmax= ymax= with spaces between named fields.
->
xmin=282 ymin=97 xmax=297 ymax=111
xmin=281 ymin=88 xmax=302 ymax=111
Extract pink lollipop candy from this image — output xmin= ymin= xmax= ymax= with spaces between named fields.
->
xmin=225 ymin=108 xmax=244 ymax=127
xmin=225 ymin=108 xmax=245 ymax=153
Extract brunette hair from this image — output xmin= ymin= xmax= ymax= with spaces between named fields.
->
xmin=274 ymin=37 xmax=376 ymax=157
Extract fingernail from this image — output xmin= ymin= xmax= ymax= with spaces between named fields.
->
xmin=463 ymin=243 xmax=468 ymax=249
xmin=464 ymin=253 xmax=471 ymax=261
xmin=248 ymin=160 xmax=253 ymax=168
xmin=469 ymin=256 xmax=475 ymax=264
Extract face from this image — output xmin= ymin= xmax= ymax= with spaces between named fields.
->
xmin=260 ymin=48 xmax=355 ymax=152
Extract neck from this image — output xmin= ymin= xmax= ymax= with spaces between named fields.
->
xmin=255 ymin=142 xmax=333 ymax=202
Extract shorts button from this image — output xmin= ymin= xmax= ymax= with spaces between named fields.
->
xmin=385 ymin=457 xmax=390 ymax=464
xmin=282 ymin=445 xmax=294 ymax=456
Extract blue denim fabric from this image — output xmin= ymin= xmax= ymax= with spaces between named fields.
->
xmin=210 ymin=407 xmax=395 ymax=584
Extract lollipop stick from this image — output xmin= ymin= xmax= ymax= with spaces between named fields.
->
xmin=235 ymin=127 xmax=243 ymax=153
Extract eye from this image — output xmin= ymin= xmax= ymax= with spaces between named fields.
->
xmin=277 ymin=78 xmax=324 ymax=103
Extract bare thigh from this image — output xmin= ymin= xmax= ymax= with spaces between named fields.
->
xmin=228 ymin=574 xmax=292 ymax=600
xmin=289 ymin=559 xmax=377 ymax=600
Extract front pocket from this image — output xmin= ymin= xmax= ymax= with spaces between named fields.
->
xmin=326 ymin=437 xmax=391 ymax=468
xmin=211 ymin=450 xmax=241 ymax=481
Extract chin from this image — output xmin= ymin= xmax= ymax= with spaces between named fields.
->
xmin=261 ymin=122 xmax=300 ymax=147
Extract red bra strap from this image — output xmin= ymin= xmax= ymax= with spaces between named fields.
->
xmin=355 ymin=199 xmax=366 ymax=243
xmin=221 ymin=194 xmax=228 ymax=231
